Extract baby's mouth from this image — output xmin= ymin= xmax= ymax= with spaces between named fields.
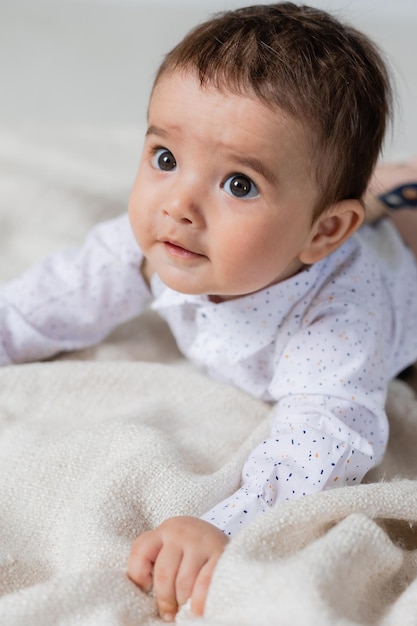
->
xmin=163 ymin=240 xmax=204 ymax=259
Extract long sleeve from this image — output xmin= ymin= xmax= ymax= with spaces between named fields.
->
xmin=201 ymin=297 xmax=390 ymax=536
xmin=0 ymin=213 xmax=151 ymax=365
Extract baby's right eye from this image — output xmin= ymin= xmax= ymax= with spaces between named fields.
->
xmin=152 ymin=148 xmax=177 ymax=171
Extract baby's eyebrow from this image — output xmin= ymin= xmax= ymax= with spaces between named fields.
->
xmin=231 ymin=154 xmax=278 ymax=186
xmin=146 ymin=125 xmax=169 ymax=139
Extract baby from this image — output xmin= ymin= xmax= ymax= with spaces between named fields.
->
xmin=2 ymin=2 xmax=417 ymax=621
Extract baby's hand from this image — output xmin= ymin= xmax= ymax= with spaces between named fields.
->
xmin=127 ymin=516 xmax=229 ymax=622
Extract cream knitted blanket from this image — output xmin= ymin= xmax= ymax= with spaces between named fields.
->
xmin=1 ymin=125 xmax=417 ymax=626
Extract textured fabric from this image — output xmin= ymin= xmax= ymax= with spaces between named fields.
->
xmin=1 ymin=352 xmax=417 ymax=626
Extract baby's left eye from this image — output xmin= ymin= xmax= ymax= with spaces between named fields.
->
xmin=223 ymin=174 xmax=259 ymax=199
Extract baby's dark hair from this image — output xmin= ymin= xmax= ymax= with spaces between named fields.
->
xmin=153 ymin=2 xmax=392 ymax=218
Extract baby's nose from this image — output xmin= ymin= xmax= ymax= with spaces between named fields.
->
xmin=161 ymin=185 xmax=204 ymax=225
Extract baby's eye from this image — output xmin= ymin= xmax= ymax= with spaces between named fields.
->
xmin=152 ymin=148 xmax=177 ymax=171
xmin=223 ymin=174 xmax=259 ymax=199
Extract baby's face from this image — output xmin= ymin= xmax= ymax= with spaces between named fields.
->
xmin=129 ymin=71 xmax=320 ymax=300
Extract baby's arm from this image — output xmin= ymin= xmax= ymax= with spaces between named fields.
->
xmin=127 ymin=300 xmax=388 ymax=618
xmin=201 ymin=298 xmax=390 ymax=536
xmin=127 ymin=516 xmax=228 ymax=621
xmin=127 ymin=215 xmax=416 ymax=613
xmin=0 ymin=214 xmax=151 ymax=365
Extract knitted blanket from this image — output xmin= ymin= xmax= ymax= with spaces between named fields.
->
xmin=1 ymin=124 xmax=417 ymax=626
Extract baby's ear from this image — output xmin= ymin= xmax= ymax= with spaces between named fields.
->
xmin=299 ymin=199 xmax=364 ymax=265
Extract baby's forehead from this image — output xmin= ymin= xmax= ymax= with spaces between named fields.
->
xmin=151 ymin=68 xmax=310 ymax=128
xmin=150 ymin=69 xmax=303 ymax=128
xmin=154 ymin=68 xmax=311 ymax=128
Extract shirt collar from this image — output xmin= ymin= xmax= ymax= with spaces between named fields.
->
xmin=151 ymin=262 xmax=325 ymax=363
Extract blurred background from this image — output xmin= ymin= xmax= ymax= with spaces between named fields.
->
xmin=1 ymin=0 xmax=416 ymax=160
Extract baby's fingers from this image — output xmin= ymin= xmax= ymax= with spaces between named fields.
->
xmin=127 ymin=531 xmax=162 ymax=593
xmin=190 ymin=557 xmax=219 ymax=617
xmin=175 ymin=554 xmax=205 ymax=608
xmin=153 ymin=543 xmax=182 ymax=621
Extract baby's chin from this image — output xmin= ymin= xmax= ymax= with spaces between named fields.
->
xmin=158 ymin=276 xmax=244 ymax=302
xmin=155 ymin=262 xmax=270 ymax=301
